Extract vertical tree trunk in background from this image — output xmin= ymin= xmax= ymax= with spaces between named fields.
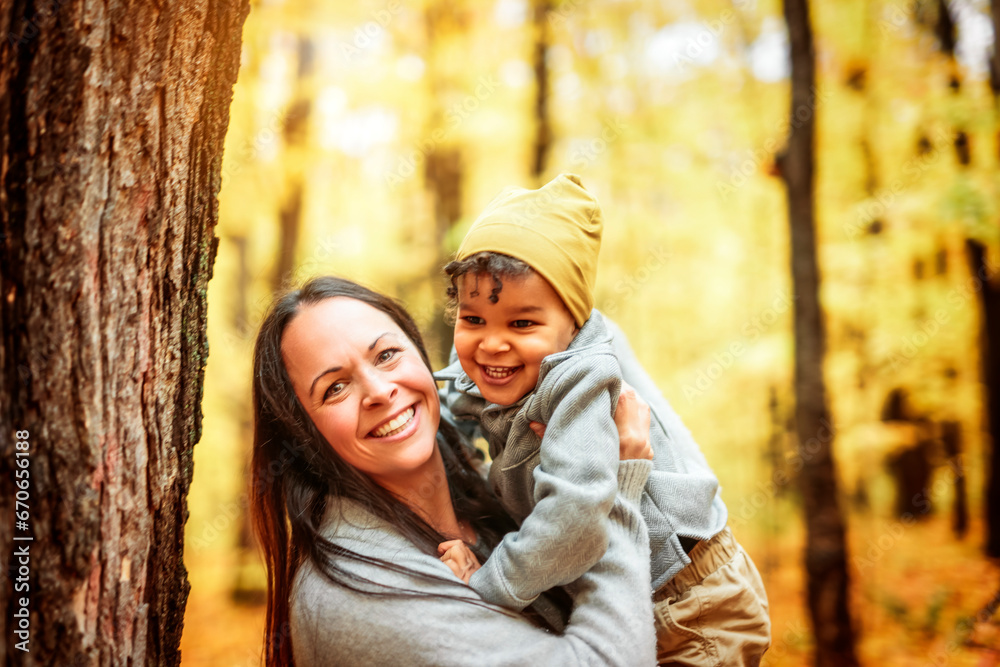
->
xmin=0 ymin=1 xmax=248 ymax=664
xmin=991 ymin=1 xmax=1000 ymax=118
xmin=779 ymin=0 xmax=859 ymax=664
xmin=423 ymin=1 xmax=465 ymax=366
xmin=985 ymin=1 xmax=1000 ymax=560
xmin=273 ymin=183 xmax=303 ymax=293
xmin=920 ymin=0 xmax=970 ymax=164
xmin=425 ymin=149 xmax=464 ymax=364
xmin=941 ymin=421 xmax=969 ymax=539
xmin=968 ymin=241 xmax=1000 ymax=557
xmin=230 ymin=234 xmax=262 ymax=603
xmin=270 ymin=37 xmax=313 ymax=295
xmin=530 ymin=0 xmax=551 ymax=180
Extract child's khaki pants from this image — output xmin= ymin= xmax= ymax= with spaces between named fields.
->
xmin=653 ymin=526 xmax=771 ymax=666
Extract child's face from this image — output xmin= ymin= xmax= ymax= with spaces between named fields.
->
xmin=453 ymin=271 xmax=578 ymax=406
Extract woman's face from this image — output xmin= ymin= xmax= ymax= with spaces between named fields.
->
xmin=281 ymin=297 xmax=442 ymax=491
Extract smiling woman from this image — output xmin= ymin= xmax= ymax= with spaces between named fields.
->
xmin=282 ymin=298 xmax=444 ymax=501
xmin=249 ymin=275 xmax=658 ymax=666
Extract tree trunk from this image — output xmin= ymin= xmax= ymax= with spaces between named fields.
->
xmin=0 ymin=1 xmax=249 ymax=665
xmin=530 ymin=0 xmax=551 ymax=180
xmin=993 ymin=1 xmax=1000 ymax=95
xmin=273 ymin=181 xmax=304 ymax=294
xmin=991 ymin=0 xmax=1000 ymax=118
xmin=425 ymin=148 xmax=464 ymax=365
xmin=985 ymin=1 xmax=1000 ymax=560
xmin=924 ymin=0 xmax=969 ymax=163
xmin=941 ymin=421 xmax=969 ymax=539
xmin=270 ymin=38 xmax=313 ymax=295
xmin=779 ymin=0 xmax=859 ymax=664
xmin=422 ymin=0 xmax=465 ymax=366
xmin=968 ymin=240 xmax=1000 ymax=557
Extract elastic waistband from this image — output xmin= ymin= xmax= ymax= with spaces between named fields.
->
xmin=654 ymin=526 xmax=738 ymax=602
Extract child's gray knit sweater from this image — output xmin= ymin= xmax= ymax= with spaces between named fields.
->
xmin=435 ymin=310 xmax=728 ymax=610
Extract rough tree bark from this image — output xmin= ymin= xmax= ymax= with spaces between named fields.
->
xmin=779 ymin=0 xmax=859 ymax=664
xmin=0 ymin=1 xmax=249 ymax=665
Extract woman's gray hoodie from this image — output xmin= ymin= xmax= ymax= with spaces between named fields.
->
xmin=289 ymin=460 xmax=655 ymax=666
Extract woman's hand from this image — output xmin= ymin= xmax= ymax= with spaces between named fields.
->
xmin=438 ymin=539 xmax=482 ymax=583
xmin=614 ymin=382 xmax=652 ymax=461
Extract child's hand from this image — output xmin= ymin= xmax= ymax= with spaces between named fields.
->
xmin=615 ymin=383 xmax=653 ymax=461
xmin=438 ymin=539 xmax=482 ymax=583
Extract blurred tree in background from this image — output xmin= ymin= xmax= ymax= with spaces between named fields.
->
xmin=780 ymin=0 xmax=858 ymax=663
xmin=181 ymin=0 xmax=1000 ymax=664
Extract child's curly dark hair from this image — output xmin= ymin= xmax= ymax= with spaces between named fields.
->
xmin=443 ymin=251 xmax=534 ymax=317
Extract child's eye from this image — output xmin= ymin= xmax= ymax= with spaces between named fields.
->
xmin=376 ymin=348 xmax=402 ymax=364
xmin=461 ymin=316 xmax=485 ymax=325
xmin=324 ymin=381 xmax=346 ymax=400
xmin=511 ymin=320 xmax=535 ymax=328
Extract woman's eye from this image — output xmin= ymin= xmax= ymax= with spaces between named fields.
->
xmin=324 ymin=382 xmax=345 ymax=400
xmin=377 ymin=348 xmax=401 ymax=363
xmin=512 ymin=320 xmax=535 ymax=328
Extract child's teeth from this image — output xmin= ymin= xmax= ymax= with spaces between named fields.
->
xmin=484 ymin=366 xmax=515 ymax=378
xmin=373 ymin=407 xmax=415 ymax=437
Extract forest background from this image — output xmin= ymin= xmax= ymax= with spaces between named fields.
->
xmin=179 ymin=0 xmax=1000 ymax=664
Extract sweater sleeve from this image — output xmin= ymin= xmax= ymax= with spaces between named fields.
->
xmin=468 ymin=353 xmax=622 ymax=610
xmin=290 ymin=460 xmax=655 ymax=667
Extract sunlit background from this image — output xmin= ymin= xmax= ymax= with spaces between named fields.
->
xmin=180 ymin=0 xmax=1000 ymax=664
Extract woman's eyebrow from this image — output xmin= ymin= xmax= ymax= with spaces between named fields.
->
xmin=310 ymin=366 xmax=342 ymax=397
xmin=368 ymin=332 xmax=394 ymax=350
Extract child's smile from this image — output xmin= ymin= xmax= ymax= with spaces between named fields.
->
xmin=453 ymin=272 xmax=578 ymax=406
xmin=481 ymin=365 xmax=521 ymax=380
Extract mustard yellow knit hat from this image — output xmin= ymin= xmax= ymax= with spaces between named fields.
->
xmin=456 ymin=173 xmax=602 ymax=327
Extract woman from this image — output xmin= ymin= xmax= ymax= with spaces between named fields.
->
xmin=250 ymin=276 xmax=656 ymax=666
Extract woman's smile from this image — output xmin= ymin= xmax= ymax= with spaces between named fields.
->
xmin=368 ymin=403 xmax=418 ymax=439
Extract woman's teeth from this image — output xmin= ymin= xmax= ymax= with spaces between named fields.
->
xmin=483 ymin=366 xmax=517 ymax=379
xmin=372 ymin=407 xmax=415 ymax=437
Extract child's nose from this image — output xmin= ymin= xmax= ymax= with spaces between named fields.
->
xmin=480 ymin=333 xmax=511 ymax=354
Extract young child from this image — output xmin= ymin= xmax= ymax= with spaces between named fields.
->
xmin=435 ymin=174 xmax=771 ymax=664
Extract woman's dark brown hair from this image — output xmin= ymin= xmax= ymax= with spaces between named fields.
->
xmin=250 ymin=276 xmax=519 ymax=666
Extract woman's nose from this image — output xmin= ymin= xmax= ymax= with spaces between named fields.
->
xmin=360 ymin=371 xmax=397 ymax=408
